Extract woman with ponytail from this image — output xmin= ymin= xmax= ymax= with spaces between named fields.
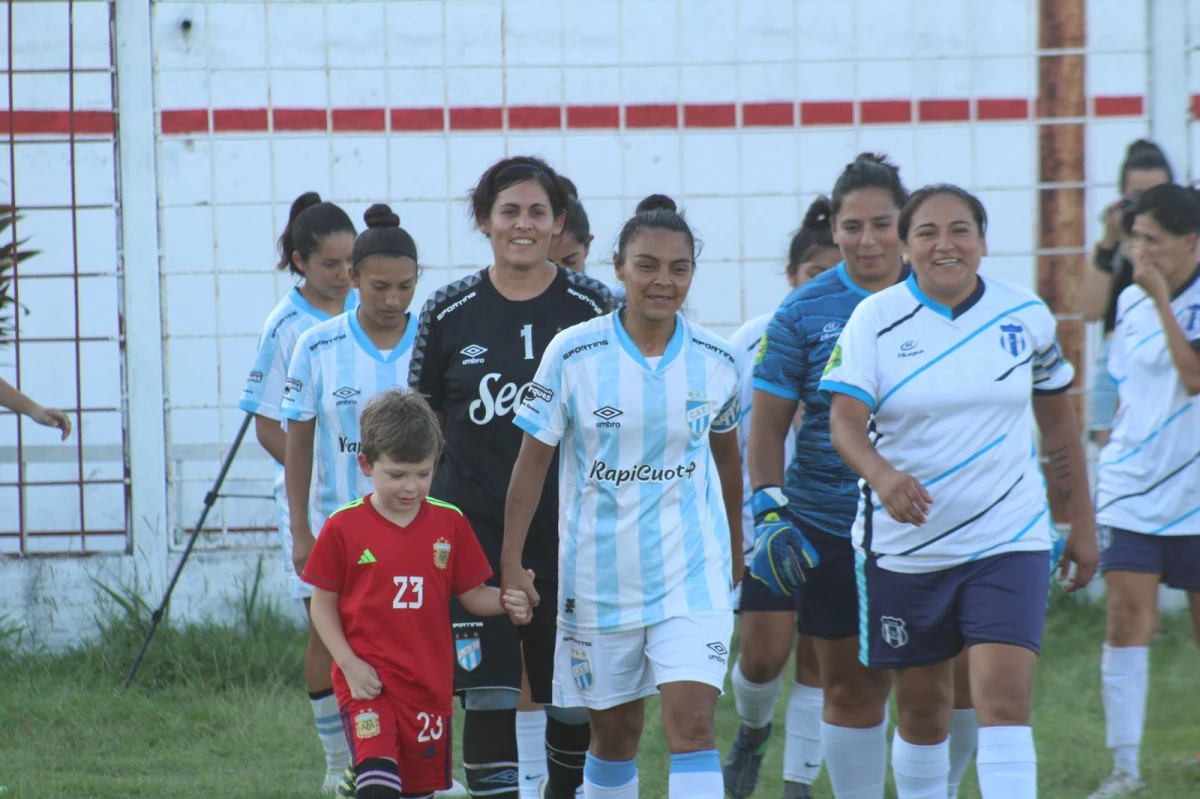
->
xmin=503 ymin=194 xmax=744 ymax=798
xmin=1088 ymin=183 xmax=1200 ymax=799
xmin=237 ymin=191 xmax=357 ymax=793
xmin=723 ymin=196 xmax=840 ymax=799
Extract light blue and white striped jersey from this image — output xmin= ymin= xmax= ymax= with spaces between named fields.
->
xmin=280 ymin=309 xmax=417 ymax=536
xmin=514 ymin=311 xmax=741 ymax=634
xmin=238 ymin=287 xmax=358 ymax=541
xmin=728 ymin=313 xmax=795 ymax=554
xmin=1096 ymin=267 xmax=1200 ymax=535
xmin=819 ymin=275 xmax=1074 ymax=573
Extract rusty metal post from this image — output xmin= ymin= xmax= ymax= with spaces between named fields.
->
xmin=1037 ymin=0 xmax=1087 ymax=524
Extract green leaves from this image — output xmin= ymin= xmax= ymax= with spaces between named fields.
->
xmin=0 ymin=206 xmax=39 ymax=348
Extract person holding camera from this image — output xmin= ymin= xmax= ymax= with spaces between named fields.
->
xmin=1078 ymin=140 xmax=1173 ymax=447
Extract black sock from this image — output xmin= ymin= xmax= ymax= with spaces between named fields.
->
xmin=544 ymin=716 xmax=590 ymax=798
xmin=355 ymin=757 xmax=401 ymax=799
xmin=462 ymin=709 xmax=519 ymax=798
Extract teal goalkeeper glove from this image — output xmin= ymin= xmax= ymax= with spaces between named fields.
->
xmin=748 ymin=486 xmax=820 ymax=597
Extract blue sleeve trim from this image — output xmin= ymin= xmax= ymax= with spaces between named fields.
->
xmin=514 ymin=413 xmax=560 ymax=446
xmin=751 ymin=377 xmax=800 ymax=401
xmin=237 ymin=399 xmax=261 ymax=414
xmin=818 ymin=380 xmax=874 ymax=410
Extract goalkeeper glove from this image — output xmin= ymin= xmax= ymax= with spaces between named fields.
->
xmin=748 ymin=486 xmax=819 ymax=598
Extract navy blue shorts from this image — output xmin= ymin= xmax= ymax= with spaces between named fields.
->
xmin=858 ymin=550 xmax=1051 ymax=669
xmin=740 ymin=524 xmax=859 ymax=641
xmin=1099 ymin=526 xmax=1200 ymax=592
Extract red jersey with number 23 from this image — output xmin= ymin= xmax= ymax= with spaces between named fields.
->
xmin=302 ymin=495 xmax=492 ymax=714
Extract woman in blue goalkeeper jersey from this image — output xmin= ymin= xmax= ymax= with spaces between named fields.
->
xmin=723 ymin=197 xmax=839 ymax=799
xmin=502 ymin=194 xmax=745 ymax=799
xmin=236 ymin=191 xmax=356 ymax=794
xmin=825 ymin=185 xmax=1097 ymax=799
xmin=278 ymin=203 xmax=422 ymax=793
xmin=1087 ymin=184 xmax=1200 ymax=799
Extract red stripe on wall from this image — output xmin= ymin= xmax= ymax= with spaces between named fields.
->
xmin=625 ymin=104 xmax=678 ymax=128
xmin=160 ymin=109 xmax=209 ymax=134
xmin=567 ymin=105 xmax=621 ymax=129
xmin=392 ymin=108 xmax=444 ymax=131
xmin=800 ymin=101 xmax=854 ymax=126
xmin=0 ymin=109 xmax=116 ymax=135
xmin=273 ymin=108 xmax=327 ymax=131
xmin=684 ymin=103 xmax=736 ymax=128
xmin=1092 ymin=95 xmax=1143 ymax=117
xmin=508 ymin=106 xmax=563 ymax=129
xmin=861 ymin=100 xmax=912 ymax=124
xmin=976 ymin=98 xmax=1030 ymax=120
xmin=742 ymin=102 xmax=795 ymax=127
xmin=449 ymin=106 xmax=503 ymax=130
xmin=918 ymin=99 xmax=971 ymax=122
xmin=212 ymin=108 xmax=268 ymax=132
xmin=332 ymin=108 xmax=387 ymax=131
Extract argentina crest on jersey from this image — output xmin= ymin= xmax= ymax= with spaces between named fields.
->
xmin=453 ymin=622 xmax=483 ymax=672
xmin=686 ymin=391 xmax=710 ymax=436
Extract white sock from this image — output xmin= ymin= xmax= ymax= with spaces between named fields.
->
xmin=732 ymin=660 xmax=784 ymax=729
xmin=517 ymin=709 xmax=548 ymax=798
xmin=822 ymin=720 xmax=887 ymax=799
xmin=668 ymin=750 xmax=723 ymax=798
xmin=976 ymin=726 xmax=1037 ymax=799
xmin=783 ymin=682 xmax=824 ymax=785
xmin=309 ymin=691 xmax=350 ymax=773
xmin=1101 ymin=644 xmax=1148 ymax=780
xmin=948 ymin=708 xmax=979 ymax=797
xmin=583 ymin=754 xmax=637 ymax=798
xmin=892 ymin=731 xmax=949 ymax=798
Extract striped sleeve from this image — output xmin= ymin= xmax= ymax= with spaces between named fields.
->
xmin=1030 ymin=302 xmax=1074 ymax=395
xmin=238 ymin=319 xmax=290 ymax=420
xmin=280 ymin=329 xmax=320 ymax=423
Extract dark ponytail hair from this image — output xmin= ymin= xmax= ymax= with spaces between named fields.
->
xmin=1130 ymin=183 xmax=1200 ymax=238
xmin=277 ymin=191 xmax=356 ymax=274
xmin=830 ymin=152 xmax=908 ymax=218
xmin=615 ymin=194 xmax=700 ymax=263
xmin=350 ymin=204 xmax=419 ymax=274
xmin=898 ymin=184 xmax=989 ymax=242
xmin=469 ymin=156 xmax=569 ymax=225
xmin=561 ymin=196 xmax=591 ymax=244
xmin=1119 ymin=139 xmax=1174 ymax=195
xmin=787 ymin=196 xmax=836 ymax=277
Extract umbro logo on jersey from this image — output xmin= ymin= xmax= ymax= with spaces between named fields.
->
xmin=333 ymin=386 xmax=361 ymax=405
xmin=461 ymin=344 xmax=488 ymax=364
xmin=593 ymin=405 xmax=622 ymax=428
xmin=358 ymin=549 xmax=377 ymax=565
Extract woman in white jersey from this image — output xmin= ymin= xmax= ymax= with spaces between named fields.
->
xmin=503 ymin=195 xmax=744 ymax=799
xmin=723 ymin=197 xmax=840 ymax=799
xmin=237 ymin=191 xmax=356 ymax=794
xmin=1087 ymin=183 xmax=1200 ymax=799
xmin=823 ymin=184 xmax=1098 ymax=799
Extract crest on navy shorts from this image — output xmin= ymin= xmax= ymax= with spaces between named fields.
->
xmin=999 ymin=322 xmax=1027 ymax=357
xmin=570 ymin=648 xmax=593 ymax=691
xmin=686 ymin=394 xmax=710 ymax=436
xmin=881 ymin=616 xmax=909 ymax=649
xmin=455 ymin=626 xmax=482 ymax=671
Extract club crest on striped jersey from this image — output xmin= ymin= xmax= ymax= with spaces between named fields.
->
xmin=433 ymin=538 xmax=451 ymax=570
xmin=686 ymin=392 xmax=710 ymax=435
xmin=570 ymin=648 xmax=593 ymax=691
xmin=454 ymin=624 xmax=482 ymax=671
xmin=999 ymin=322 xmax=1027 ymax=357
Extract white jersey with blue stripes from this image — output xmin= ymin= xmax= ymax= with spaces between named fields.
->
xmin=238 ymin=287 xmax=357 ymax=540
xmin=514 ymin=311 xmax=741 ymax=634
xmin=819 ymin=274 xmax=1074 ymax=574
xmin=1096 ymin=268 xmax=1200 ymax=535
xmin=281 ymin=309 xmax=417 ymax=536
xmin=729 ymin=313 xmax=795 ymax=554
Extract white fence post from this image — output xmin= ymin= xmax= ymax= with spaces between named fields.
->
xmin=1148 ymin=0 xmax=1189 ymax=174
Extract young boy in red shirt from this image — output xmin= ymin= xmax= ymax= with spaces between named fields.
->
xmin=303 ymin=389 xmax=533 ymax=799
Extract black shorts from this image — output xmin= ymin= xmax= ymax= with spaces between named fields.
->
xmin=452 ymin=513 xmax=557 ymax=704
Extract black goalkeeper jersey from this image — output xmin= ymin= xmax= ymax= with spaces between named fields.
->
xmin=409 ymin=265 xmax=613 ymax=576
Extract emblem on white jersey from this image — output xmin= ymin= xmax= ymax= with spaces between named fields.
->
xmin=454 ymin=622 xmax=483 ymax=671
xmin=433 ymin=537 xmax=451 ymax=569
xmin=686 ymin=394 xmax=711 ymax=436
xmin=999 ymin=322 xmax=1027 ymax=357
xmin=898 ymin=340 xmax=924 ymax=358
xmin=570 ymin=648 xmax=593 ymax=691
xmin=461 ymin=344 xmax=487 ymax=365
xmin=881 ymin=616 xmax=909 ymax=649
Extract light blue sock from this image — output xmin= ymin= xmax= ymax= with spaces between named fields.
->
xmin=582 ymin=752 xmax=637 ymax=798
xmin=668 ymin=749 xmax=722 ymax=798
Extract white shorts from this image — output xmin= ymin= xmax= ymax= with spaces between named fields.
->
xmin=552 ymin=611 xmax=735 ymax=711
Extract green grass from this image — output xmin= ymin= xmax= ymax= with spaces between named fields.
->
xmin=1 ymin=589 xmax=1197 ymax=798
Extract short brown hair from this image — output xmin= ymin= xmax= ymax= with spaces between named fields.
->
xmin=358 ymin=389 xmax=443 ymax=465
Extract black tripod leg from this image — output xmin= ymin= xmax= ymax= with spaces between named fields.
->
xmin=123 ymin=412 xmax=255 ymax=689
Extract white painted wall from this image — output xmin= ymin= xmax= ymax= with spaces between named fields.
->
xmin=0 ymin=0 xmax=1192 ymax=648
